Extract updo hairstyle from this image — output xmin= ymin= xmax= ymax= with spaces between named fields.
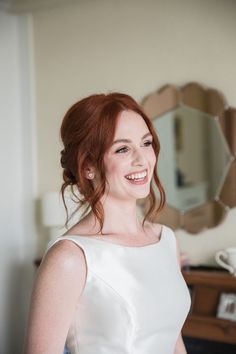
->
xmin=60 ymin=92 xmax=165 ymax=233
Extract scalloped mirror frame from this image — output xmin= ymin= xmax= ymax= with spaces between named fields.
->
xmin=141 ymin=82 xmax=236 ymax=234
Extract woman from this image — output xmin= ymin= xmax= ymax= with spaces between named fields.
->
xmin=24 ymin=93 xmax=191 ymax=354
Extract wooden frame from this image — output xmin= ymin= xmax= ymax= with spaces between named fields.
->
xmin=182 ymin=269 xmax=236 ymax=344
xmin=141 ymin=82 xmax=236 ymax=234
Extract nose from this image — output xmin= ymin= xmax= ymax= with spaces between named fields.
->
xmin=132 ymin=148 xmax=146 ymax=166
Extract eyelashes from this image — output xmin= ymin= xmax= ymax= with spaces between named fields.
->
xmin=115 ymin=140 xmax=153 ymax=154
xmin=115 ymin=147 xmax=129 ymax=154
xmin=143 ymin=140 xmax=153 ymax=147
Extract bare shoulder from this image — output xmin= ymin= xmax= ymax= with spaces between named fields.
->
xmin=29 ymin=239 xmax=88 ymax=310
xmin=145 ymin=221 xmax=163 ymax=236
xmin=150 ymin=222 xmax=175 ymax=236
xmin=46 ymin=238 xmax=86 ymax=264
xmin=38 ymin=239 xmax=87 ymax=283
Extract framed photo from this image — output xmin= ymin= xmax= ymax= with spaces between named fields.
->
xmin=217 ymin=293 xmax=236 ymax=321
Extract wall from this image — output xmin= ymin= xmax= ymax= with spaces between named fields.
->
xmin=0 ymin=11 xmax=36 ymax=354
xmin=32 ymin=0 xmax=236 ymax=263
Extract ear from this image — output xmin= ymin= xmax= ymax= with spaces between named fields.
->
xmin=84 ymin=163 xmax=96 ymax=180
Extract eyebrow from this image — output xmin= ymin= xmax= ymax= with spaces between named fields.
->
xmin=112 ymin=132 xmax=152 ymax=146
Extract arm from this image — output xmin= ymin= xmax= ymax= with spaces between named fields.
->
xmin=174 ymin=236 xmax=188 ymax=354
xmin=174 ymin=333 xmax=187 ymax=354
xmin=24 ymin=240 xmax=87 ymax=354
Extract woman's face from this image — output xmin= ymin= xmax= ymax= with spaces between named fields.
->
xmin=103 ymin=110 xmax=156 ymax=201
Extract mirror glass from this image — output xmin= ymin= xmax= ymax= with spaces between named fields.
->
xmin=153 ymin=104 xmax=233 ymax=212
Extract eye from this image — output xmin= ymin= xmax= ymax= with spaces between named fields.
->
xmin=143 ymin=139 xmax=153 ymax=147
xmin=115 ymin=146 xmax=129 ymax=154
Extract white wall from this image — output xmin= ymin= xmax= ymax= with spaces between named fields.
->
xmin=32 ymin=0 xmax=236 ymax=194
xmin=31 ymin=0 xmax=236 ymax=265
xmin=0 ymin=11 xmax=36 ymax=354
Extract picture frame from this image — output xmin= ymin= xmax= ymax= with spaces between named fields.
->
xmin=217 ymin=292 xmax=236 ymax=321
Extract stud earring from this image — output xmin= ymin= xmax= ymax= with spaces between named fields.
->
xmin=87 ymin=172 xmax=94 ymax=179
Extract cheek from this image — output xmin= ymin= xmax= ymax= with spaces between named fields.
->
xmin=104 ymin=157 xmax=125 ymax=177
xmin=149 ymin=149 xmax=157 ymax=165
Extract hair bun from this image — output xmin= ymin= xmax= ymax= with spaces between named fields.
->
xmin=60 ymin=149 xmax=66 ymax=168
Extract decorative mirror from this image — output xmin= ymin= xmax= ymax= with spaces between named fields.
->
xmin=142 ymin=82 xmax=236 ymax=234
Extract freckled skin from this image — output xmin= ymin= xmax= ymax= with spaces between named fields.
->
xmin=102 ymin=110 xmax=156 ymax=202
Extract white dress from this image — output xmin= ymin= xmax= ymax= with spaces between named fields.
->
xmin=48 ymin=224 xmax=191 ymax=354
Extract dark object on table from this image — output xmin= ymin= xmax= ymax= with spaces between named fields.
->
xmin=183 ymin=336 xmax=236 ymax=354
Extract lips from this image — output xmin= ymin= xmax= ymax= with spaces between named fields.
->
xmin=125 ymin=169 xmax=148 ymax=181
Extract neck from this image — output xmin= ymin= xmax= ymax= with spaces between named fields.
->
xmin=86 ymin=196 xmax=145 ymax=236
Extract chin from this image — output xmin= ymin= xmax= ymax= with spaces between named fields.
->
xmin=133 ymin=189 xmax=150 ymax=200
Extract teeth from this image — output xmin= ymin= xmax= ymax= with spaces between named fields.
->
xmin=125 ymin=170 xmax=147 ymax=180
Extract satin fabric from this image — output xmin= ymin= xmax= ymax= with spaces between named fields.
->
xmin=49 ymin=225 xmax=191 ymax=354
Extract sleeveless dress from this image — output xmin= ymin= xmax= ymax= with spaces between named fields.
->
xmin=48 ymin=224 xmax=191 ymax=354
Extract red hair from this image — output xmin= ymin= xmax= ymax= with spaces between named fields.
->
xmin=60 ymin=92 xmax=165 ymax=233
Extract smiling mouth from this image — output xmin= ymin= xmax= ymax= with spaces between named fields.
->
xmin=125 ymin=169 xmax=148 ymax=181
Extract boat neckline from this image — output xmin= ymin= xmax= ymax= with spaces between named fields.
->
xmin=60 ymin=225 xmax=165 ymax=248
